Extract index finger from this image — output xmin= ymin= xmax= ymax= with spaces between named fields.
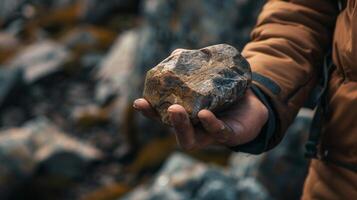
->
xmin=133 ymin=98 xmax=160 ymax=120
xmin=168 ymin=104 xmax=196 ymax=150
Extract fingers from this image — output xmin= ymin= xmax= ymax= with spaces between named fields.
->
xmin=198 ymin=109 xmax=242 ymax=146
xmin=168 ymin=104 xmax=197 ymax=150
xmin=197 ymin=110 xmax=224 ymax=131
xmin=133 ymin=98 xmax=159 ymax=120
xmin=198 ymin=110 xmax=230 ymax=143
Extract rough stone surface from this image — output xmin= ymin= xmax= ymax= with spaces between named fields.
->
xmin=143 ymin=44 xmax=251 ymax=125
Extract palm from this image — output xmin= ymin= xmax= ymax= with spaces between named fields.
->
xmin=133 ymin=89 xmax=268 ymax=150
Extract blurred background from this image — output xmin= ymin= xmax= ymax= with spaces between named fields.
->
xmin=0 ymin=0 xmax=313 ymax=199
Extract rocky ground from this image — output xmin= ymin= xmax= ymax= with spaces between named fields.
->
xmin=0 ymin=0 xmax=312 ymax=200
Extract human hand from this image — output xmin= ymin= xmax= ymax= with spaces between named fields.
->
xmin=133 ymin=89 xmax=268 ymax=150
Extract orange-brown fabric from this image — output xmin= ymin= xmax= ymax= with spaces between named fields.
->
xmin=302 ymin=160 xmax=357 ymax=199
xmin=243 ymin=0 xmax=339 ymax=149
xmin=242 ymin=0 xmax=357 ymax=199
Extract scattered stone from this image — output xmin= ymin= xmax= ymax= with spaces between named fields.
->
xmin=0 ymin=32 xmax=20 ymax=63
xmin=0 ymin=117 xmax=102 ymax=197
xmin=0 ymin=67 xmax=23 ymax=108
xmin=143 ymin=44 xmax=251 ymax=125
xmin=80 ymin=52 xmax=104 ymax=69
xmin=95 ymin=30 xmax=140 ymax=112
xmin=60 ymin=26 xmax=116 ymax=50
xmin=0 ymin=32 xmax=19 ymax=49
xmin=71 ymin=104 xmax=110 ymax=127
xmin=195 ymin=169 xmax=237 ymax=200
xmin=0 ymin=0 xmax=26 ymax=21
xmin=121 ymin=152 xmax=205 ymax=200
xmin=121 ymin=152 xmax=273 ymax=200
xmin=80 ymin=0 xmax=140 ymax=24
xmin=0 ymin=106 xmax=27 ymax=127
xmin=236 ymin=178 xmax=272 ymax=200
xmin=8 ymin=40 xmax=70 ymax=84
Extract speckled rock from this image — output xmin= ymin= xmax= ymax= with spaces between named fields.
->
xmin=143 ymin=44 xmax=251 ymax=125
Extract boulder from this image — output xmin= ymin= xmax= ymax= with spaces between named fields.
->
xmin=143 ymin=44 xmax=251 ymax=125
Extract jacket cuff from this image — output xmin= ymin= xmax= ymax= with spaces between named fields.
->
xmin=229 ymin=83 xmax=277 ymax=154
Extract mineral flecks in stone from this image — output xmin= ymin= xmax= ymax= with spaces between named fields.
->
xmin=143 ymin=44 xmax=251 ymax=125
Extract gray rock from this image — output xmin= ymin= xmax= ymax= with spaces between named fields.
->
xmin=195 ymin=169 xmax=237 ymax=200
xmin=122 ymin=152 xmax=269 ymax=200
xmin=196 ymin=180 xmax=236 ymax=200
xmin=80 ymin=0 xmax=140 ymax=23
xmin=0 ymin=0 xmax=25 ymax=21
xmin=0 ymin=68 xmax=23 ymax=108
xmin=0 ymin=117 xmax=102 ymax=197
xmin=152 ymin=152 xmax=208 ymax=190
xmin=229 ymin=153 xmax=262 ymax=178
xmin=120 ymin=153 xmax=207 ymax=200
xmin=95 ymin=30 xmax=140 ymax=108
xmin=236 ymin=178 xmax=272 ymax=200
xmin=148 ymin=187 xmax=187 ymax=200
xmin=0 ymin=32 xmax=19 ymax=49
xmin=143 ymin=44 xmax=251 ymax=125
xmin=8 ymin=40 xmax=70 ymax=84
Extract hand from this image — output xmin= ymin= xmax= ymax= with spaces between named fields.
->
xmin=133 ymin=89 xmax=268 ymax=150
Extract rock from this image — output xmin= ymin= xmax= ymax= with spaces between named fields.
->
xmin=143 ymin=44 xmax=251 ymax=125
xmin=195 ymin=169 xmax=237 ymax=200
xmin=71 ymin=104 xmax=110 ymax=127
xmin=80 ymin=0 xmax=141 ymax=24
xmin=236 ymin=178 xmax=272 ymax=200
xmin=121 ymin=152 xmax=272 ymax=200
xmin=0 ymin=67 xmax=23 ymax=109
xmin=0 ymin=117 xmax=102 ymax=198
xmin=0 ymin=106 xmax=26 ymax=127
xmin=152 ymin=152 xmax=207 ymax=189
xmin=95 ymin=30 xmax=140 ymax=108
xmin=8 ymin=40 xmax=70 ymax=84
xmin=122 ymin=186 xmax=186 ymax=200
xmin=80 ymin=52 xmax=104 ymax=69
xmin=121 ymin=152 xmax=205 ymax=200
xmin=0 ymin=0 xmax=26 ymax=21
xmin=0 ymin=31 xmax=19 ymax=48
xmin=60 ymin=26 xmax=116 ymax=50
xmin=0 ymin=32 xmax=20 ymax=63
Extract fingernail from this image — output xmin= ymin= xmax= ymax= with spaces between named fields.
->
xmin=133 ymin=102 xmax=139 ymax=110
xmin=133 ymin=99 xmax=143 ymax=108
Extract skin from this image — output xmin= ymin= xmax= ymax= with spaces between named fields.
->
xmin=133 ymin=89 xmax=269 ymax=150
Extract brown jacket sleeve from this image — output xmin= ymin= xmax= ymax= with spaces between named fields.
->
xmin=242 ymin=0 xmax=338 ymax=149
